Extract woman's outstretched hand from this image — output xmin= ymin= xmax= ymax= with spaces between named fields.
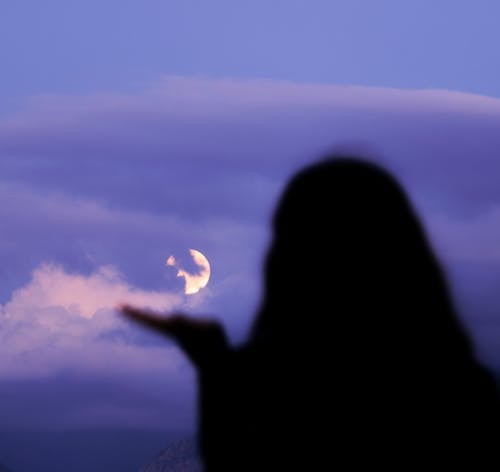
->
xmin=119 ymin=304 xmax=229 ymax=368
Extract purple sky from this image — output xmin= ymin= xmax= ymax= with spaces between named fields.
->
xmin=1 ymin=2 xmax=500 ymax=435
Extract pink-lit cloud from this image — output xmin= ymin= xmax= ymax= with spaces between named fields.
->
xmin=0 ymin=262 xmax=184 ymax=379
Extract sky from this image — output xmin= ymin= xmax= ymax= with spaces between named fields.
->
xmin=0 ymin=0 xmax=500 ymax=446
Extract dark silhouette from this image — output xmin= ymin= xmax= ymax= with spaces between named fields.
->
xmin=121 ymin=156 xmax=500 ymax=470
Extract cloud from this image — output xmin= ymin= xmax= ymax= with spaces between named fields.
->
xmin=428 ymin=205 xmax=500 ymax=263
xmin=0 ymin=76 xmax=500 ymax=372
xmin=2 ymin=77 xmax=500 ymax=281
xmin=0 ymin=262 xmax=184 ymax=379
xmin=1 ymin=76 xmax=500 ymax=222
xmin=0 ymin=76 xmax=500 ymax=429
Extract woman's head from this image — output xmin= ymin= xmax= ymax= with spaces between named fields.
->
xmin=251 ymin=155 xmax=471 ymax=360
xmin=266 ymin=156 xmax=429 ymax=296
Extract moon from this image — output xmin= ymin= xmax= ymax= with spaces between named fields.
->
xmin=166 ymin=249 xmax=211 ymax=295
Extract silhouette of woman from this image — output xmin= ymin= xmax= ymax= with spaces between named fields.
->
xmin=121 ymin=156 xmax=500 ymax=470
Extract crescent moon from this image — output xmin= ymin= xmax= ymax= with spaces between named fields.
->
xmin=166 ymin=249 xmax=211 ymax=295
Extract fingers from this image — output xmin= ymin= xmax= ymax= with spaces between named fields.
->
xmin=118 ymin=304 xmax=229 ymax=368
xmin=119 ymin=304 xmax=196 ymax=342
xmin=119 ymin=304 xmax=178 ymax=333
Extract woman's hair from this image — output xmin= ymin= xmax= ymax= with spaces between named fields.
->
xmin=250 ymin=156 xmax=472 ymax=364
